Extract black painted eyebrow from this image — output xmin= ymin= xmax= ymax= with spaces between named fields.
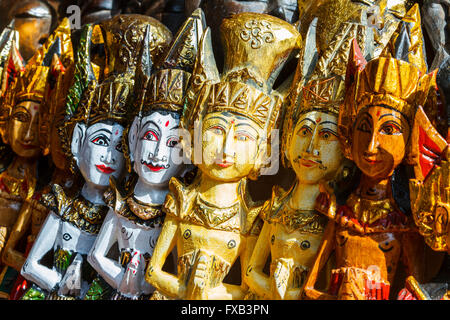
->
xmin=206 ymin=116 xmax=228 ymax=123
xmin=379 ymin=113 xmax=402 ymax=121
xmin=298 ymin=118 xmax=316 ymax=125
xmin=91 ymin=128 xmax=112 ymax=135
xmin=13 ymin=105 xmax=30 ymax=113
xmin=170 ymin=124 xmax=180 ymax=130
xmin=319 ymin=121 xmax=338 ymax=127
xmin=141 ymin=120 xmax=161 ymax=134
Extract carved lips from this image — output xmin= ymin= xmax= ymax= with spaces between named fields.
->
xmin=95 ymin=164 xmax=116 ymax=174
xmin=300 ymin=158 xmax=320 ymax=168
xmin=141 ymin=160 xmax=169 ymax=172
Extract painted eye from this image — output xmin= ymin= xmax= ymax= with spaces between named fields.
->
xmin=210 ymin=126 xmax=224 ymax=135
xmin=91 ymin=135 xmax=109 ymax=146
xmin=167 ymin=137 xmax=179 ymax=148
xmin=357 ymin=120 xmax=371 ymax=133
xmin=115 ymin=142 xmax=124 ymax=153
xmin=380 ymin=123 xmax=401 ymax=135
xmin=319 ymin=130 xmax=337 ymax=141
xmin=12 ymin=111 xmax=29 ymax=123
xmin=298 ymin=126 xmax=311 ymax=137
xmin=235 ymin=132 xmax=254 ymax=142
xmin=143 ymin=130 xmax=159 ymax=141
xmin=236 ymin=135 xmax=248 ymax=142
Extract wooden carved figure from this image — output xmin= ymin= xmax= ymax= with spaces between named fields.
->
xmin=1 ymin=19 xmax=75 ymax=300
xmin=304 ymin=4 xmax=441 ymax=300
xmin=18 ymin=15 xmax=161 ymax=299
xmin=244 ymin=17 xmax=366 ymax=300
xmin=145 ymin=12 xmax=300 ymax=300
xmin=87 ymin=13 xmax=189 ymax=300
xmin=0 ymin=20 xmax=72 ymax=299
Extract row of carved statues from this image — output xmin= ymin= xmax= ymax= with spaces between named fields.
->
xmin=0 ymin=0 xmax=448 ymax=300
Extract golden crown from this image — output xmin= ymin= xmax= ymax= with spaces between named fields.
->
xmin=338 ymin=4 xmax=435 ymax=158
xmin=185 ymin=13 xmax=301 ymax=134
xmin=354 ymin=57 xmax=431 ymax=121
xmin=72 ymin=15 xmax=173 ymax=127
xmin=4 ymin=18 xmax=72 ymax=109
xmin=136 ymin=9 xmax=205 ymax=116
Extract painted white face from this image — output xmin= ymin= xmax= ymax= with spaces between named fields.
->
xmin=129 ymin=111 xmax=184 ymax=186
xmin=71 ymin=121 xmax=125 ymax=187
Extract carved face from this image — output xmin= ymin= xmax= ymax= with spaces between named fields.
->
xmin=351 ymin=105 xmax=410 ymax=180
xmin=48 ymin=108 xmax=68 ymax=170
xmin=71 ymin=121 xmax=125 ymax=187
xmin=199 ymin=111 xmax=264 ymax=182
xmin=39 ymin=102 xmax=68 ymax=170
xmin=129 ymin=111 xmax=184 ymax=186
xmin=288 ymin=111 xmax=343 ymax=184
xmin=8 ymin=100 xmax=41 ymax=158
xmin=11 ymin=0 xmax=53 ymax=61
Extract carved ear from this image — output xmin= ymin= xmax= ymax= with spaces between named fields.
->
xmin=128 ymin=116 xmax=140 ymax=163
xmin=407 ymin=105 xmax=448 ymax=181
xmin=71 ymin=122 xmax=86 ymax=167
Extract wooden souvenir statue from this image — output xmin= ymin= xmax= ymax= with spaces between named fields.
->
xmin=244 ymin=17 xmax=362 ymax=300
xmin=18 ymin=15 xmax=154 ymax=299
xmin=87 ymin=13 xmax=180 ymax=300
xmin=397 ymin=55 xmax=450 ymax=301
xmin=145 ymin=12 xmax=300 ymax=300
xmin=304 ymin=4 xmax=441 ymax=300
xmin=1 ymin=19 xmax=75 ymax=300
xmin=0 ymin=20 xmax=71 ymax=299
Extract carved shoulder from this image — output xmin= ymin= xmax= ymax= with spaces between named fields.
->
xmin=163 ymin=176 xmax=195 ymax=221
xmin=104 ymin=176 xmax=126 ymax=213
xmin=41 ymin=184 xmax=73 ymax=216
xmin=263 ymin=184 xmax=289 ymax=222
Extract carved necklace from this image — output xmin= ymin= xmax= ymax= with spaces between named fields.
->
xmin=0 ymin=171 xmax=32 ymax=200
xmin=274 ymin=205 xmax=328 ymax=234
xmin=268 ymin=184 xmax=327 ymax=234
xmin=189 ymin=195 xmax=241 ymax=232
xmin=61 ymin=195 xmax=109 ymax=234
xmin=124 ymin=196 xmax=164 ymax=228
xmin=346 ymin=193 xmax=398 ymax=225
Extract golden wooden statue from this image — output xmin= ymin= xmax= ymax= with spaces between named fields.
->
xmin=0 ymin=19 xmax=73 ymax=299
xmin=303 ymin=4 xmax=442 ymax=300
xmin=145 ymin=12 xmax=301 ymax=300
xmin=244 ymin=17 xmax=352 ymax=300
xmin=1 ymin=19 xmax=77 ymax=300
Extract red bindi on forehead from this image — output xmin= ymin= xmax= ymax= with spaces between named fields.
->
xmin=165 ymin=120 xmax=170 ymax=127
xmin=316 ymin=117 xmax=322 ymax=123
xmin=115 ymin=129 xmax=119 ymax=135
xmin=376 ymin=110 xmax=381 ymax=117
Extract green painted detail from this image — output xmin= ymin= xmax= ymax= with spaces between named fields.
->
xmin=65 ymin=23 xmax=94 ymax=117
xmin=84 ymin=277 xmax=112 ymax=300
xmin=54 ymin=248 xmax=74 ymax=273
xmin=21 ymin=286 xmax=46 ymax=300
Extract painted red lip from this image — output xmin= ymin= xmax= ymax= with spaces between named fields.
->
xmin=300 ymin=159 xmax=319 ymax=168
xmin=215 ymin=158 xmax=234 ymax=168
xmin=21 ymin=144 xmax=38 ymax=150
xmin=363 ymin=157 xmax=382 ymax=165
xmin=217 ymin=162 xmax=233 ymax=168
xmin=144 ymin=163 xmax=165 ymax=172
xmin=96 ymin=165 xmax=115 ymax=174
